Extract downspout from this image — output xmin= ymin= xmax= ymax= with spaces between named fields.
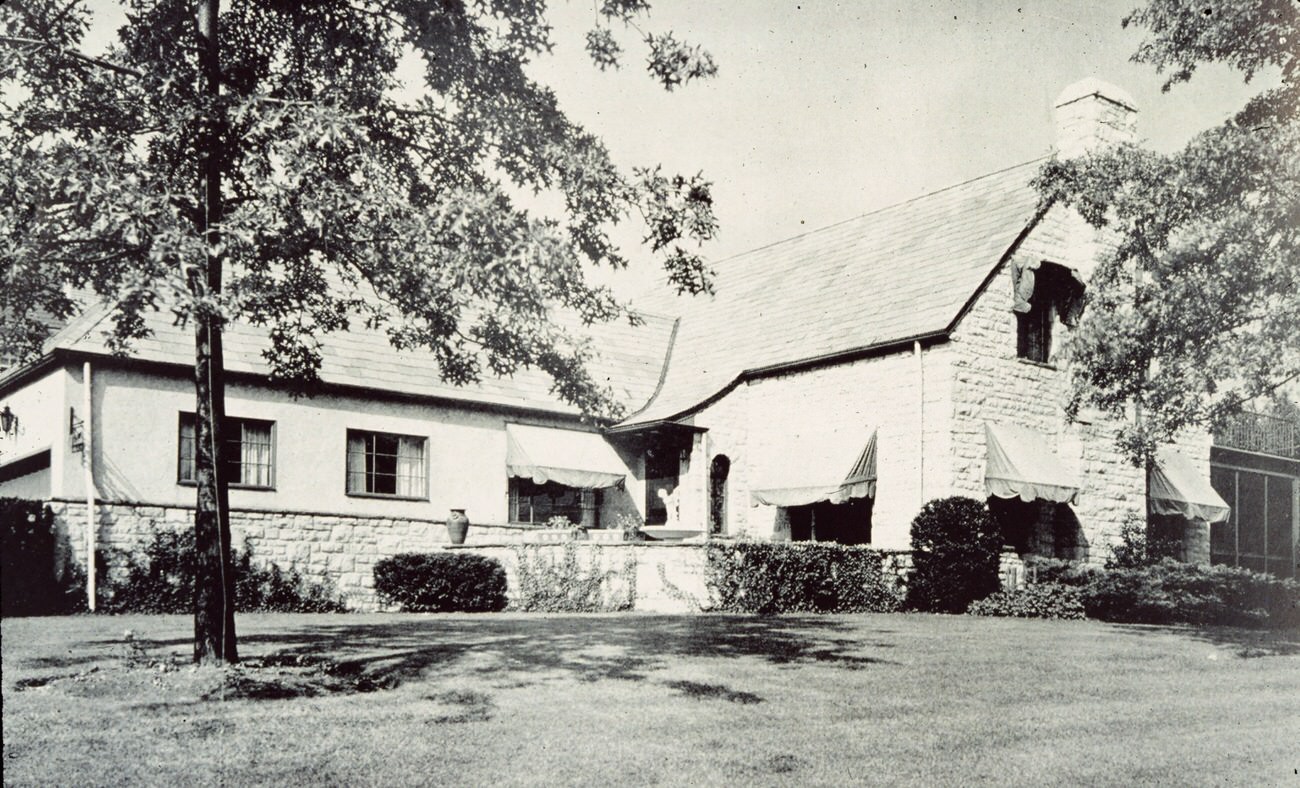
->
xmin=915 ymin=340 xmax=925 ymax=508
xmin=701 ymin=431 xmax=711 ymax=542
xmin=83 ymin=360 xmax=95 ymax=611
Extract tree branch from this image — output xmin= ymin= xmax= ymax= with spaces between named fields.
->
xmin=0 ymin=35 xmax=143 ymax=79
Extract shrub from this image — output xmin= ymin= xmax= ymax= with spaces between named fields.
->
xmin=372 ymin=552 xmax=507 ymax=612
xmin=94 ymin=528 xmax=347 ymax=613
xmin=905 ymin=497 xmax=1002 ymax=613
xmin=704 ymin=541 xmax=901 ymax=614
xmin=1021 ymin=555 xmax=1098 ymax=587
xmin=968 ymin=583 xmax=1086 ymax=620
xmin=1081 ymin=558 xmax=1300 ymax=628
xmin=1 ymin=498 xmax=83 ymax=616
xmin=1106 ymin=513 xmax=1181 ymax=569
xmin=512 ymin=543 xmax=636 ymax=612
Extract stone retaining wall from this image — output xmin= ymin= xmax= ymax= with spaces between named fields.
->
xmin=448 ymin=542 xmax=711 ymax=613
xmin=48 ymin=499 xmax=528 ymax=609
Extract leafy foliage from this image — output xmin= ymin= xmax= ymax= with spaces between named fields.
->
xmin=1021 ymin=555 xmax=1099 ymax=587
xmin=703 ymin=542 xmax=901 ymax=615
xmin=1032 ymin=0 xmax=1299 ymax=458
xmin=0 ymin=499 xmax=84 ymax=616
xmin=1080 ymin=558 xmax=1300 ymax=628
xmin=511 ymin=543 xmax=636 ymax=612
xmin=94 ymin=529 xmax=347 ymax=614
xmin=372 ymin=552 xmax=507 ymax=613
xmin=967 ymin=583 xmax=1086 ymax=620
xmin=1105 ymin=513 xmax=1183 ymax=569
xmin=905 ymin=497 xmax=1003 ymax=613
xmin=0 ymin=0 xmax=719 ymax=419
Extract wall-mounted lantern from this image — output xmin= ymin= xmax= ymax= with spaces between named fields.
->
xmin=0 ymin=405 xmax=17 ymax=438
xmin=70 ymin=406 xmax=85 ymax=453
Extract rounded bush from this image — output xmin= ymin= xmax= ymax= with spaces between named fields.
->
xmin=373 ymin=552 xmax=508 ymax=612
xmin=905 ymin=496 xmax=1002 ymax=613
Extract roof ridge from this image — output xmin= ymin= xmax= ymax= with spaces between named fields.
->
xmin=707 ymin=156 xmax=1051 ymax=268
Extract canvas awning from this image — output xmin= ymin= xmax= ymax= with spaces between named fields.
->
xmin=750 ymin=427 xmax=877 ymax=507
xmin=505 ymin=424 xmax=627 ymax=489
xmin=984 ymin=423 xmax=1080 ymax=504
xmin=1148 ymin=447 xmax=1230 ymax=523
xmin=1011 ymin=259 xmax=1086 ymax=326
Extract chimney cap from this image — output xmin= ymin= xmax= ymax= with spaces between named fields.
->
xmin=1054 ymin=78 xmax=1138 ymax=113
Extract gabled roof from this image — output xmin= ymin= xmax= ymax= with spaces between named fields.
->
xmin=618 ymin=158 xmax=1047 ymax=427
xmin=15 ymin=304 xmax=677 ymax=418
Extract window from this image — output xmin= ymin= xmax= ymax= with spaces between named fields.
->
xmin=1210 ymin=465 xmax=1297 ymax=579
xmin=1017 ymin=300 xmax=1054 ymax=363
xmin=178 ymin=414 xmax=274 ymax=488
xmin=346 ymin=429 xmax=427 ymax=498
xmin=509 ymin=478 xmax=586 ymax=525
xmin=1014 ymin=262 xmax=1082 ymax=364
xmin=644 ymin=447 xmax=679 ymax=526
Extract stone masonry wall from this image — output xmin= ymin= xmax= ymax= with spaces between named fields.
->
xmin=48 ymin=499 xmax=529 ymax=609
xmin=947 ymin=206 xmax=1147 ymax=564
xmin=682 ymin=346 xmax=952 ymax=550
xmin=448 ymin=542 xmax=710 ymax=613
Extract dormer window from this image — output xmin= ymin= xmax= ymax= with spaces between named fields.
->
xmin=1012 ymin=260 xmax=1084 ymax=364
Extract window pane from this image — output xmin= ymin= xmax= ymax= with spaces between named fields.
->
xmin=347 ymin=430 xmax=425 ymax=497
xmin=510 ymin=479 xmax=581 ymax=524
xmin=1237 ymin=472 xmax=1267 ymax=556
xmin=1266 ymin=476 xmax=1294 ymax=577
xmin=1210 ymin=467 xmax=1236 ymax=563
xmin=346 ymin=433 xmax=366 ymax=493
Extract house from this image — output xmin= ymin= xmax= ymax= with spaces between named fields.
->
xmin=3 ymin=79 xmax=1269 ymax=608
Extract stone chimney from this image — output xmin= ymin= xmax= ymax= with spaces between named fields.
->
xmin=1053 ymin=78 xmax=1138 ymax=158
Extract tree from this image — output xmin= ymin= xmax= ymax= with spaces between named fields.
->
xmin=1033 ymin=0 xmax=1299 ymax=460
xmin=1 ymin=0 xmax=718 ymax=663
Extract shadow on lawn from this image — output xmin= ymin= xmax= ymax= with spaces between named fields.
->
xmin=29 ymin=615 xmax=896 ymax=701
xmin=236 ymin=615 xmax=897 ymax=689
xmin=1112 ymin=623 xmax=1300 ymax=658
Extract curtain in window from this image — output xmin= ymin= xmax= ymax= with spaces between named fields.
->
xmin=178 ymin=418 xmax=196 ymax=481
xmin=240 ymin=423 xmax=273 ymax=487
xmin=396 ymin=436 xmax=423 ymax=497
xmin=346 ymin=433 xmax=366 ymax=494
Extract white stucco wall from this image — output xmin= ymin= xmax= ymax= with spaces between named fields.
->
xmin=48 ymin=364 xmax=634 ymax=528
xmin=0 ymin=366 xmax=70 ymax=499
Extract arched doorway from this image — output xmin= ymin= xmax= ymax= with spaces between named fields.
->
xmin=709 ymin=454 xmax=730 ymax=535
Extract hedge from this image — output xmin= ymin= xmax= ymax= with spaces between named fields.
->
xmin=1080 ymin=558 xmax=1300 ymax=628
xmin=373 ymin=552 xmax=508 ymax=612
xmin=704 ymin=541 xmax=901 ymax=614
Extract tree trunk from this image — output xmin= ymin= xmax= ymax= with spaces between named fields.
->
xmin=193 ymin=0 xmax=237 ymax=665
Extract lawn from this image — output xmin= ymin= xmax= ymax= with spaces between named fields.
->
xmin=3 ymin=613 xmax=1298 ymax=786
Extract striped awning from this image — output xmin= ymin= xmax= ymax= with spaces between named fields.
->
xmin=505 ymin=424 xmax=627 ymax=489
xmin=1148 ymin=447 xmax=1230 ymax=523
xmin=751 ymin=427 xmax=877 ymax=507
xmin=984 ymin=423 xmax=1080 ymax=504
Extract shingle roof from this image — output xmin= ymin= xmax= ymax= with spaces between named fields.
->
xmin=29 ymin=304 xmax=677 ymax=417
xmin=619 ymin=158 xmax=1047 ymax=427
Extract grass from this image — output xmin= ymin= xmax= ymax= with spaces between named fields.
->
xmin=3 ymin=612 xmax=1298 ymax=786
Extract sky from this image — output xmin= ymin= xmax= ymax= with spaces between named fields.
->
xmin=81 ymin=0 xmax=1270 ymax=297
